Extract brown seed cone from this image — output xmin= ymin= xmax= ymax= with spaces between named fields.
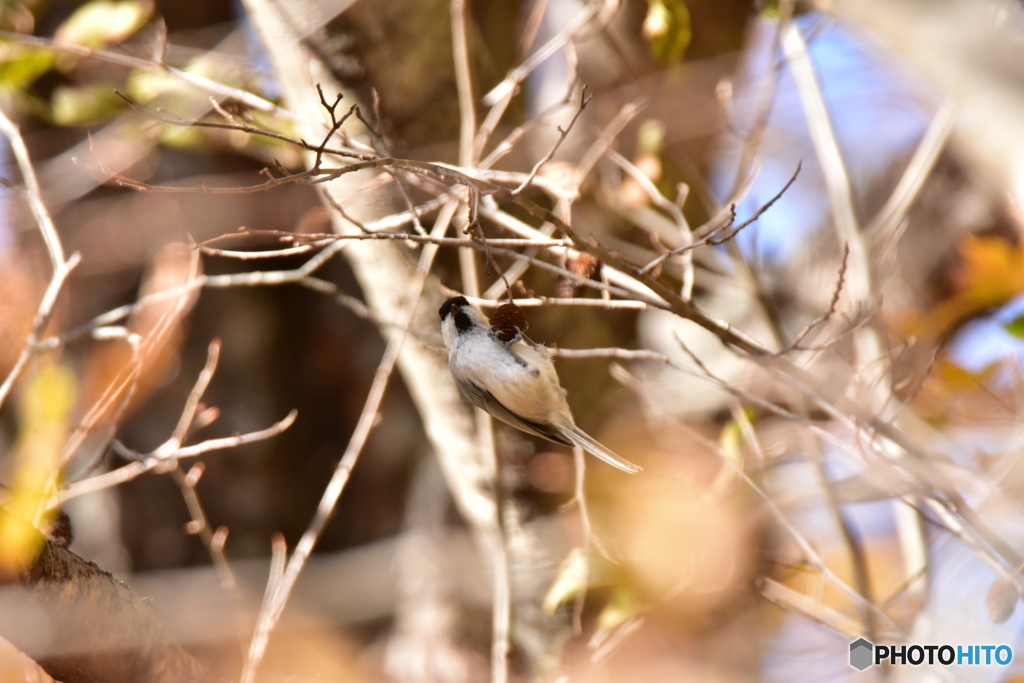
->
xmin=570 ymin=252 xmax=601 ymax=280
xmin=490 ymin=302 xmax=527 ymax=342
xmin=555 ymin=253 xmax=602 ymax=298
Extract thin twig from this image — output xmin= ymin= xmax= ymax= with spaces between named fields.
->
xmin=807 ymin=428 xmax=879 ymax=645
xmin=240 ymin=193 xmax=457 ymax=683
xmin=782 ymin=25 xmax=868 ymax=303
xmin=519 ymin=0 xmax=549 ymax=52
xmin=760 ymin=577 xmax=870 ymax=640
xmin=482 ymin=2 xmax=599 ymax=107
xmin=0 ymin=106 xmax=80 ymax=413
xmin=0 ymin=31 xmax=304 ymax=124
xmin=115 ymin=91 xmax=369 ymax=161
xmin=200 ymin=239 xmax=336 ymax=259
xmin=722 ymin=1 xmax=794 ymax=199
xmin=156 ymin=339 xmax=239 ymax=589
xmin=638 ymin=162 xmax=801 ymax=275
xmin=56 ymin=410 xmax=297 ymax=506
xmin=608 ymin=358 xmax=905 ymax=636
xmin=478 ymin=89 xmax=576 ymax=171
xmin=61 ymin=248 xmax=201 ymax=468
xmin=570 ymin=445 xmax=591 ymax=635
xmin=468 ymin=296 xmax=650 ymax=309
xmin=610 ymin=151 xmax=694 ymax=296
xmin=452 ymin=0 xmax=478 ymax=169
xmin=479 ymin=203 xmax=664 ymax=304
xmin=200 ymin=230 xmax=572 ymax=250
xmin=511 ymin=87 xmax=592 ymax=196
xmin=778 ymin=243 xmax=849 ymax=353
xmin=869 ymin=98 xmax=957 ymax=250
xmin=0 ymin=255 xmax=81 ymax=413
xmin=0 ymin=112 xmax=64 ymax=268
xmin=576 ymin=98 xmax=646 ymax=189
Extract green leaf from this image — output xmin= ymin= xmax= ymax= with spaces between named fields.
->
xmin=54 ymin=0 xmax=153 ymax=49
xmin=1003 ymin=316 xmax=1024 ymax=339
xmin=158 ymin=123 xmax=205 ymax=149
xmin=0 ymin=43 xmax=54 ymax=90
xmin=125 ymin=67 xmax=182 ymax=102
xmin=52 ymin=84 xmax=125 ymax=125
xmin=643 ymin=0 xmax=691 ymax=64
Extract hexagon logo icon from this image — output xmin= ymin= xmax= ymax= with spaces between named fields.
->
xmin=850 ymin=638 xmax=873 ymax=671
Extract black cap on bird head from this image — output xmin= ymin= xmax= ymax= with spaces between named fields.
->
xmin=439 ymin=296 xmax=469 ymax=320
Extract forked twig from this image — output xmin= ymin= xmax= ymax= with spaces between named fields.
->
xmin=114 ymin=90 xmax=367 ymax=162
xmin=0 ymin=107 xmax=81 ymax=413
xmin=638 ymin=162 xmax=801 ymax=275
xmin=511 ymin=87 xmax=592 ymax=196
xmin=58 ymin=411 xmax=297 ymax=506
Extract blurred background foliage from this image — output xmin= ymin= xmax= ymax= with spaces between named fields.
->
xmin=3 ymin=0 xmax=1024 ymax=681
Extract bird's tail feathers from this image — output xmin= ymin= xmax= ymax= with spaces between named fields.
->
xmin=557 ymin=426 xmax=641 ymax=473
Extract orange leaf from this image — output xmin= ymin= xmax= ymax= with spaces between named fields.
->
xmin=919 ymin=236 xmax=1024 ymax=338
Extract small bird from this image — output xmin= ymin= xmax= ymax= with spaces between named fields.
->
xmin=439 ymin=296 xmax=640 ymax=473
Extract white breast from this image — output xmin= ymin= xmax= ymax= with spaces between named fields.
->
xmin=449 ymin=330 xmax=570 ymax=424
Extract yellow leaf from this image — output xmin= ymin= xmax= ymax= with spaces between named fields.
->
xmin=54 ymin=0 xmax=153 ymax=49
xmin=0 ymin=511 xmax=45 ymax=575
xmin=20 ymin=362 xmax=76 ymax=432
xmin=543 ymin=547 xmax=591 ymax=614
xmin=596 ymin=586 xmax=643 ymax=632
xmin=712 ymin=408 xmax=754 ymax=493
xmin=0 ymin=362 xmax=77 ymax=572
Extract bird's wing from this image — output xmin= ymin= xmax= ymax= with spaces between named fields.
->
xmin=554 ymin=425 xmax=642 ymax=474
xmin=455 ymin=377 xmax=572 ymax=446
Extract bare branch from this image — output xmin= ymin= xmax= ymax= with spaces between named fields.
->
xmin=576 ymin=98 xmax=646 ymax=188
xmin=56 ymin=410 xmax=297 ymax=506
xmin=0 ymin=110 xmax=64 ymax=268
xmin=468 ymin=296 xmax=650 ymax=309
xmin=638 ymin=161 xmax=801 ymax=275
xmin=511 ymin=87 xmax=592 ymax=196
xmin=782 ymin=25 xmax=869 ymax=303
xmin=779 ymin=243 xmax=849 ymax=353
xmin=452 ymin=0 xmax=478 ymax=169
xmin=115 ymin=91 xmax=368 ymax=161
xmin=610 ymin=150 xmax=695 ymax=295
xmin=0 ymin=106 xmax=80 ymax=413
xmin=0 ymin=30 xmax=303 ymax=124
xmin=0 ymin=254 xmax=81 ymax=413
xmin=607 ymin=361 xmax=906 ymax=636
xmin=869 ymin=98 xmax=957 ymax=248
xmin=241 ymin=191 xmax=458 ymax=683
xmin=479 ymin=92 xmax=577 ymax=171
xmin=482 ymin=2 xmax=599 ymax=107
